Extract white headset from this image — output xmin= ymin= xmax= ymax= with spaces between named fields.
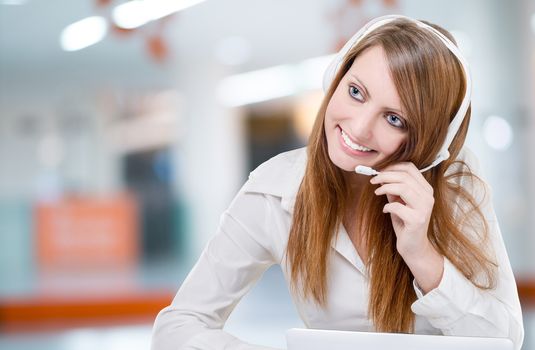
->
xmin=322 ymin=15 xmax=472 ymax=176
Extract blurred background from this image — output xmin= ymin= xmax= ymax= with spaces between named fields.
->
xmin=0 ymin=0 xmax=534 ymax=349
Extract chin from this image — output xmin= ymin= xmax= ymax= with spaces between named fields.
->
xmin=327 ymin=147 xmax=357 ymax=172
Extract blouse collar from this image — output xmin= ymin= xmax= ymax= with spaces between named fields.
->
xmin=242 ymin=147 xmax=307 ymax=214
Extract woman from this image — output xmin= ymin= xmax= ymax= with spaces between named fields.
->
xmin=151 ymin=15 xmax=524 ymax=350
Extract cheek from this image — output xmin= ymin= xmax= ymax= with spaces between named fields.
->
xmin=325 ymin=91 xmax=348 ymax=123
xmin=378 ymin=133 xmax=406 ymax=155
xmin=325 ymin=103 xmax=338 ymax=125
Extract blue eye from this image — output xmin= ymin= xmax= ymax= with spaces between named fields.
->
xmin=348 ymin=85 xmax=364 ymax=101
xmin=386 ymin=114 xmax=405 ymax=128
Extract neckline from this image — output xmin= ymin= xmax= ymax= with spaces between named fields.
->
xmin=331 ymin=224 xmax=367 ymax=275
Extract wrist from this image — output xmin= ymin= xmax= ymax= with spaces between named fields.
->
xmin=403 ymin=243 xmax=444 ymax=294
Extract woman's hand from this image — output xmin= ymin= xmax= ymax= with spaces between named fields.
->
xmin=370 ymin=162 xmax=444 ymax=293
xmin=370 ymin=162 xmax=433 ymax=257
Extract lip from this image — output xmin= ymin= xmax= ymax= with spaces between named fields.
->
xmin=337 ymin=125 xmax=376 ymax=157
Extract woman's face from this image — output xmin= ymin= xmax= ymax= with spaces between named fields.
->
xmin=324 ymin=45 xmax=408 ymax=172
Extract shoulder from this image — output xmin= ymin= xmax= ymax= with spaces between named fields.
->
xmin=242 ymin=146 xmax=307 ymax=201
xmin=447 ymin=146 xmax=481 ymax=176
xmin=447 ymin=146 xmax=491 ymax=204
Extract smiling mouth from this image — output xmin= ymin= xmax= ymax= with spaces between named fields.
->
xmin=339 ymin=126 xmax=374 ymax=152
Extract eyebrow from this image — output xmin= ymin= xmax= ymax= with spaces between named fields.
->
xmin=349 ymin=73 xmax=405 ymax=116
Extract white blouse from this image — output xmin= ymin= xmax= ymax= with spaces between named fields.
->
xmin=151 ymin=147 xmax=524 ymax=350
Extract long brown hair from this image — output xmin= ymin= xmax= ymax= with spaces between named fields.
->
xmin=285 ymin=18 xmax=497 ymax=333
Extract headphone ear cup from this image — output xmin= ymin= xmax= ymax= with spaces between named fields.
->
xmin=322 ymin=55 xmax=341 ymax=92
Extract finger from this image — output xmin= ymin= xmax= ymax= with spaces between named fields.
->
xmin=383 ymin=163 xmax=424 ymax=185
xmin=375 ymin=183 xmax=420 ymax=207
xmin=370 ymin=171 xmax=412 ymax=185
xmin=378 ymin=162 xmax=433 ymax=194
xmin=377 ymin=183 xmax=434 ymax=211
xmin=383 ymin=201 xmax=415 ymax=223
xmin=370 ymin=171 xmax=428 ymax=198
xmin=378 ymin=171 xmax=432 ymax=200
xmin=386 ymin=194 xmax=405 ymax=205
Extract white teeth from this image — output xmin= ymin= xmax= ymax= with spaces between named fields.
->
xmin=341 ymin=129 xmax=373 ymax=152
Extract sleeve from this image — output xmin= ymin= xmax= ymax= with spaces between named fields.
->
xmin=410 ymin=152 xmax=524 ymax=349
xmin=150 ymin=187 xmax=283 ymax=350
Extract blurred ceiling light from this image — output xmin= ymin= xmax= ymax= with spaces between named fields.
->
xmin=1 ymin=0 xmax=27 ymax=4
xmin=214 ymin=36 xmax=252 ymax=66
xmin=217 ymin=54 xmax=335 ymax=107
xmin=60 ymin=16 xmax=108 ymax=52
xmin=298 ymin=54 xmax=336 ymax=90
xmin=483 ymin=115 xmax=513 ymax=150
xmin=0 ymin=0 xmax=27 ymax=4
xmin=531 ymin=13 xmax=535 ymax=35
xmin=113 ymin=0 xmax=205 ymax=29
xmin=218 ymin=65 xmax=296 ymax=106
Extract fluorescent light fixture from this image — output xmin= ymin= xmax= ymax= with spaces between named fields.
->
xmin=298 ymin=54 xmax=335 ymax=91
xmin=218 ymin=65 xmax=297 ymax=107
xmin=60 ymin=16 xmax=108 ymax=51
xmin=113 ymin=0 xmax=205 ymax=29
xmin=0 ymin=0 xmax=27 ymax=4
xmin=483 ymin=115 xmax=513 ymax=150
xmin=217 ymin=53 xmax=335 ymax=107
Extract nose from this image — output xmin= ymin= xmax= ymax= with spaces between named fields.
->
xmin=348 ymin=105 xmax=376 ymax=141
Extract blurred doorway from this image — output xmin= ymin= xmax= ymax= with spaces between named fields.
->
xmin=123 ymin=148 xmax=176 ymax=263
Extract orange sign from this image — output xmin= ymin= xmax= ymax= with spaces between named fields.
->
xmin=35 ymin=195 xmax=139 ymax=270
